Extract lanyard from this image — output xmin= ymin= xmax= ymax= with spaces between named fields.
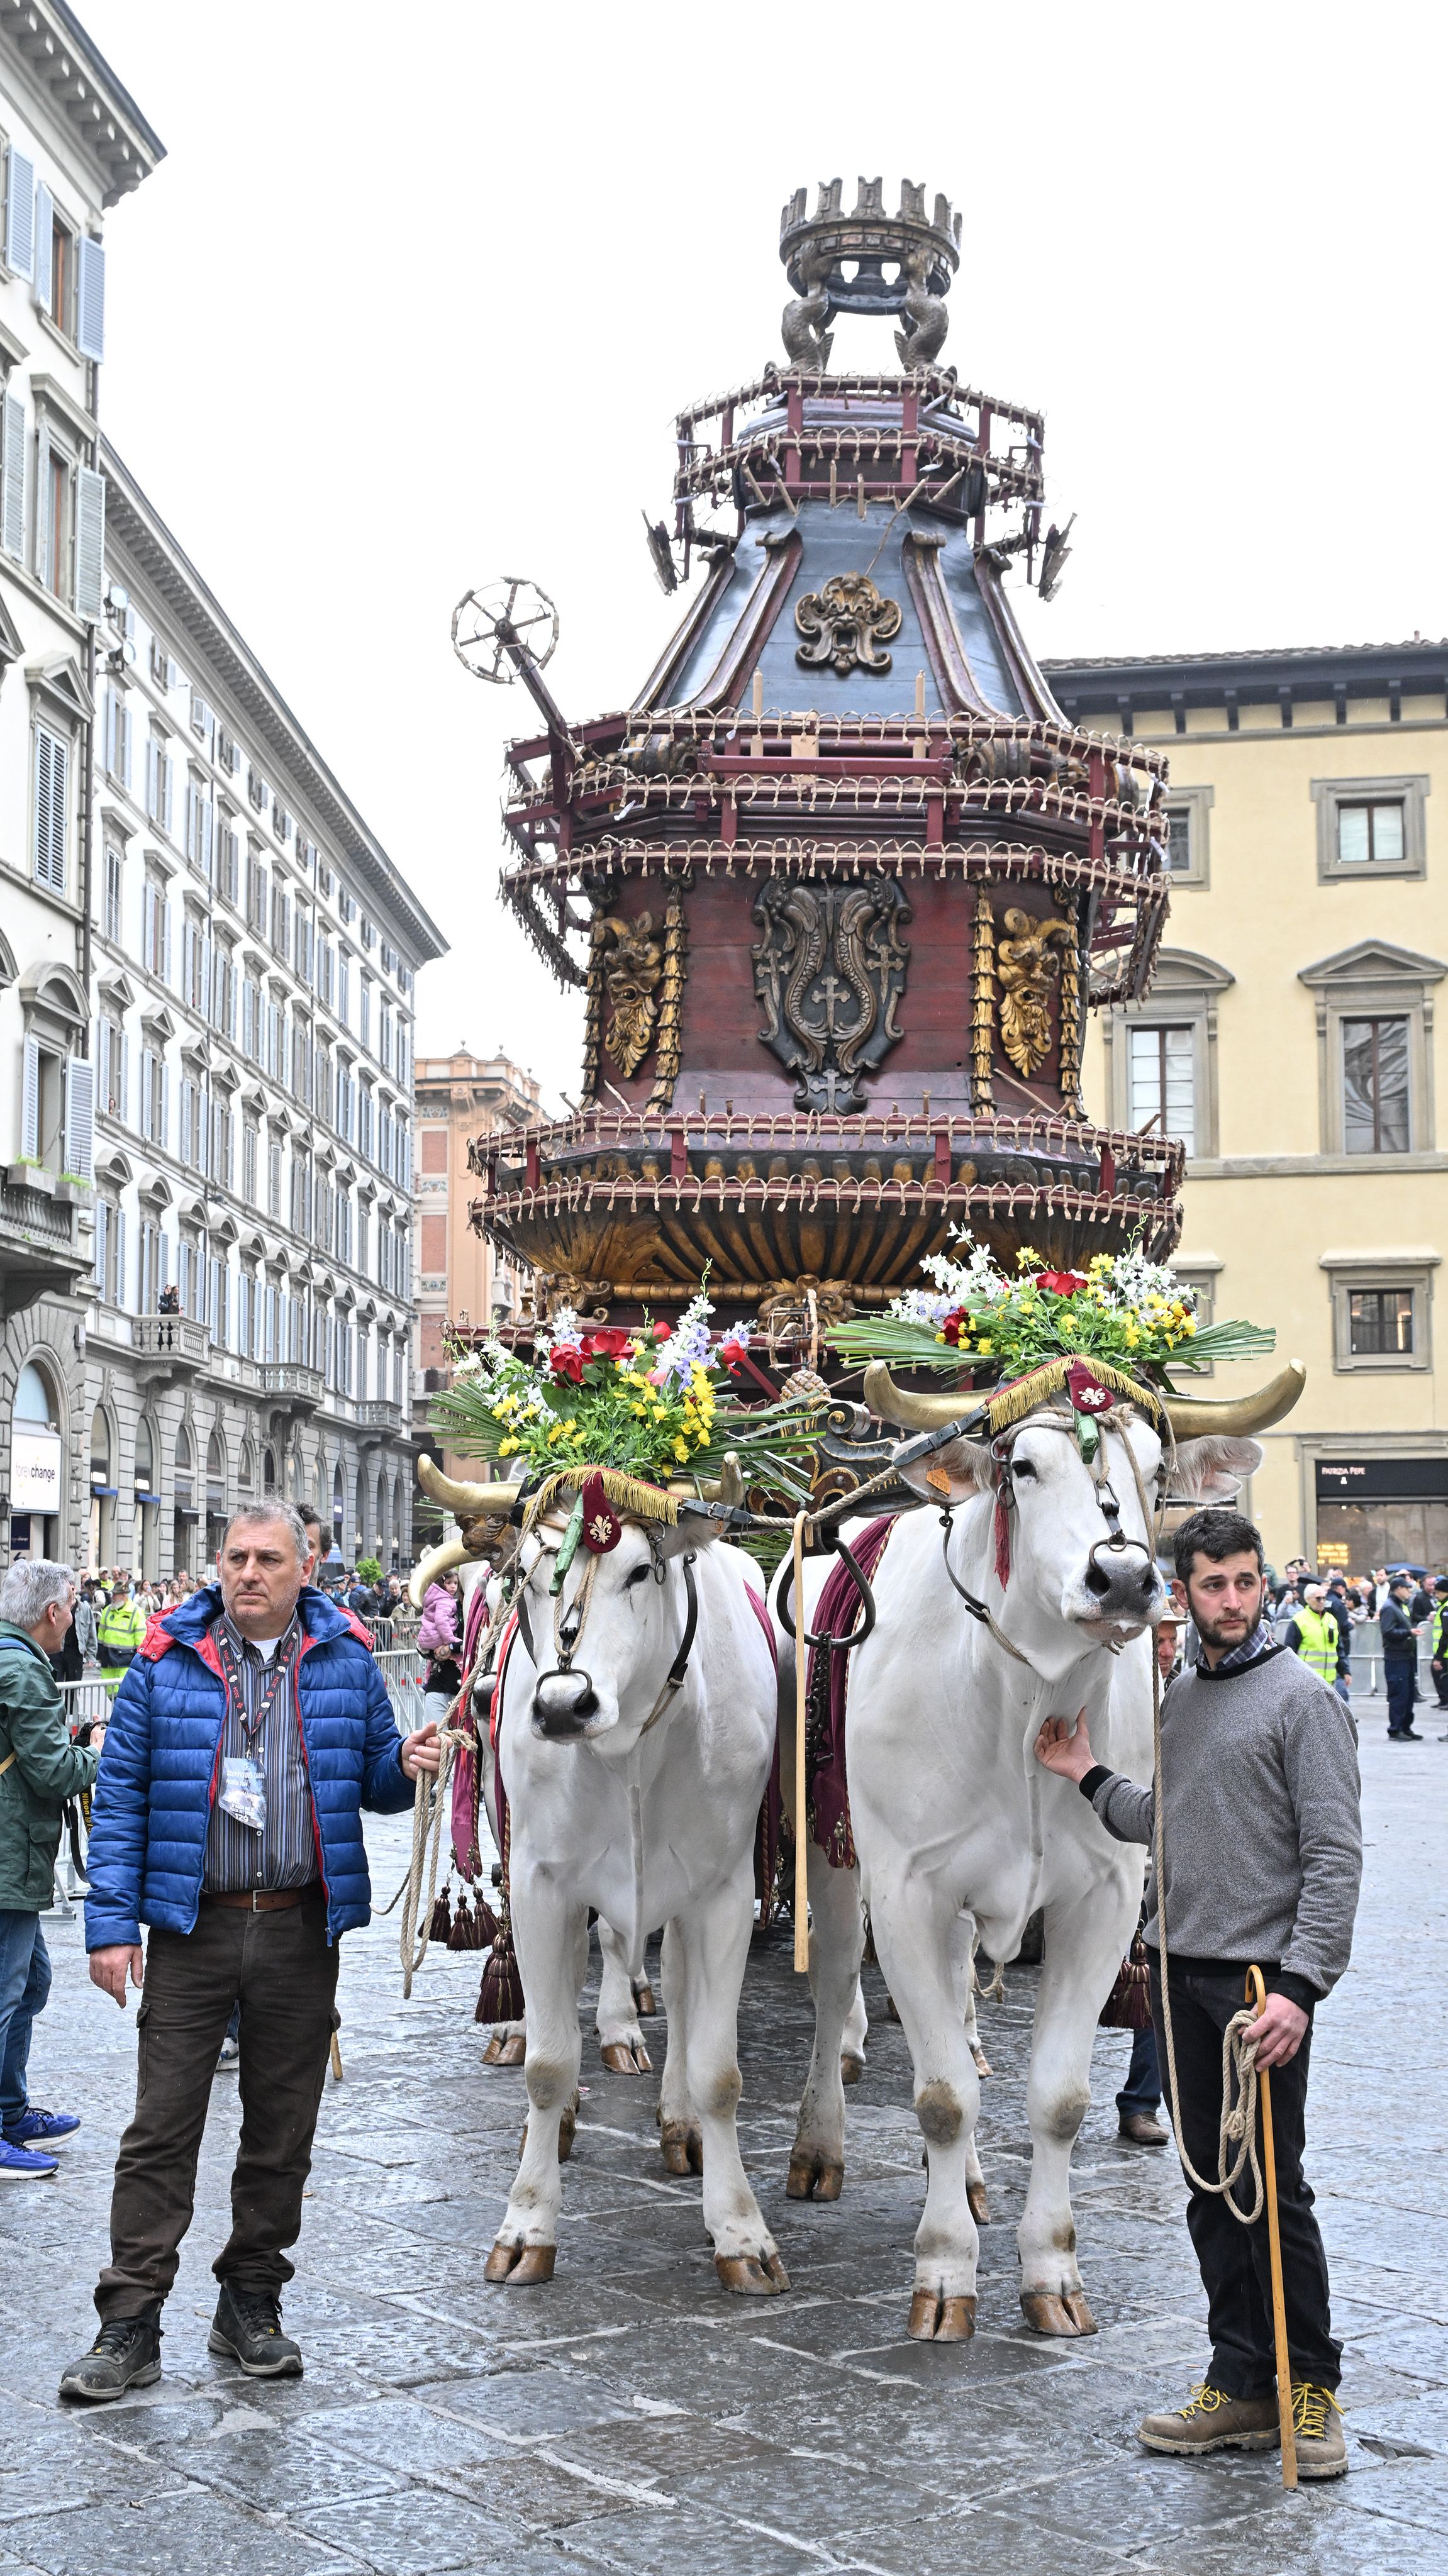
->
xmin=215 ymin=1619 xmax=296 ymax=1741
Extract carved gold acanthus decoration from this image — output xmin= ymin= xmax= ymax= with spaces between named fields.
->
xmin=601 ymin=913 xmax=664 ymax=1078
xmin=794 ymin=572 xmax=903 ymax=678
xmin=645 ymin=879 xmax=689 ymax=1115
xmin=971 ymin=888 xmax=996 ymax=1108
xmin=1055 ymin=894 xmax=1086 ymax=1116
xmin=996 ymin=907 xmax=1076 ymax=1079
xmin=525 ymin=1271 xmax=613 ymax=1326
xmin=757 ymin=1274 xmax=855 ymax=1362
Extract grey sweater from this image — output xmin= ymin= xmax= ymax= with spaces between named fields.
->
xmin=1086 ymin=1645 xmax=1362 ymax=2003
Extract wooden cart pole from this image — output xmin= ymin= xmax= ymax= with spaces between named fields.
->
xmin=793 ymin=1513 xmax=810 ymax=1974
xmin=1247 ymin=1965 xmax=1296 ymax=2490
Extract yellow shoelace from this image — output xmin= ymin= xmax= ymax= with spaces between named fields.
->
xmin=1291 ymin=2382 xmax=1344 ymax=2438
xmin=1179 ymin=2383 xmax=1230 ymax=2418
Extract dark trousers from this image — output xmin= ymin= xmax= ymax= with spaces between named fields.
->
xmin=1150 ymin=1964 xmax=1340 ymax=2397
xmin=96 ymin=1890 xmax=338 ymax=2321
xmin=1385 ymin=1657 xmax=1418 ymax=1735
xmin=1115 ymin=2023 xmax=1162 ymax=2118
xmin=1432 ymin=1661 xmax=1448 ymax=1711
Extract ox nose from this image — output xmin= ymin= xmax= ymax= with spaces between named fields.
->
xmin=1083 ymin=1544 xmax=1159 ymax=1608
xmin=532 ymin=1670 xmax=599 ymax=1738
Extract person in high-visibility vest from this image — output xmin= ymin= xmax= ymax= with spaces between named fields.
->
xmin=1284 ymin=1584 xmax=1346 ymax=1698
xmin=1430 ymin=1576 xmax=1448 ymax=1727
xmin=96 ymin=1581 xmax=145 ymax=1699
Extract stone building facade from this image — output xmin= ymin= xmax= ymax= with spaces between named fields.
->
xmin=413 ymin=1046 xmax=537 ymax=1491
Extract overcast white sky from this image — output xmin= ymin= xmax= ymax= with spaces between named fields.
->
xmin=80 ymin=2 xmax=1445 ymax=1107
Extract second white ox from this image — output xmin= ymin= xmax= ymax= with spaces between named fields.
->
xmin=482 ymin=1502 xmax=786 ymax=2296
xmin=782 ymin=1360 xmax=1296 ymax=2345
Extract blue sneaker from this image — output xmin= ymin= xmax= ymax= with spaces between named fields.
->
xmin=4 ymin=2106 xmax=80 ymax=2147
xmin=0 ymin=2135 xmax=59 ymax=2179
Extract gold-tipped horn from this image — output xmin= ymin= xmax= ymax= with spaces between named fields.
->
xmin=418 ymin=1455 xmax=496 ymax=1519
xmin=408 ymin=1537 xmax=471 ymax=1607
xmin=701 ymin=1451 xmax=745 ymax=1507
xmin=864 ymin=1359 xmax=976 ymax=1434
xmin=1161 ymin=1360 xmax=1306 ymax=1442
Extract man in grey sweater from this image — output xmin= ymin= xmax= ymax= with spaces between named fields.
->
xmin=1036 ymin=1506 xmax=1361 ymax=2480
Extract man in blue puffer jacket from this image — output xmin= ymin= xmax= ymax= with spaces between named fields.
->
xmin=59 ymin=1502 xmax=440 ymax=2403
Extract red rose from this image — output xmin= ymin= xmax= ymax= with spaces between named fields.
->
xmin=718 ymin=1336 xmax=749 ymax=1370
xmin=549 ymin=1346 xmax=584 ymax=1385
xmin=652 ymin=1321 xmax=672 ymax=1341
xmin=1033 ymin=1270 xmax=1089 ymax=1297
xmin=582 ymin=1328 xmax=633 ymax=1362
xmin=940 ymin=1308 xmax=966 ymax=1346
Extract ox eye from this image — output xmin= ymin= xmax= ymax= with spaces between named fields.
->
xmin=1013 ymin=1457 xmax=1039 ymax=1480
xmin=625 ymin=1563 xmax=651 ymax=1588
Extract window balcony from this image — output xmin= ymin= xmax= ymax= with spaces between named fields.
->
xmin=260 ymin=1361 xmax=325 ymax=1412
xmin=131 ymin=1315 xmax=209 ymax=1382
xmin=0 ymin=1170 xmax=86 ymax=1313
xmin=357 ymin=1397 xmax=403 ymax=1436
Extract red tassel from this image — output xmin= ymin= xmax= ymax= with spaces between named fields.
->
xmin=477 ymin=1916 xmax=525 ymax=2023
xmin=446 ymin=1893 xmax=472 ymax=1951
xmin=474 ymin=1897 xmax=499 ymax=1951
xmin=428 ymin=1885 xmax=452 ymax=1943
xmin=994 ymin=1490 xmax=1011 ymax=1591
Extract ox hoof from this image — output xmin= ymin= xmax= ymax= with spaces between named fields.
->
xmin=600 ymin=2040 xmax=652 ymax=2075
xmin=660 ymin=2117 xmax=703 ymax=2176
xmin=715 ymin=2250 xmax=789 ymax=2297
xmin=908 ymin=2290 xmax=976 ymax=2342
xmin=967 ymin=2182 xmax=991 ymax=2226
xmin=971 ymin=2045 xmax=993 ymax=2078
xmin=840 ymin=2051 xmax=866 ymax=2088
xmin=487 ymin=2032 xmax=525 ymax=2068
xmin=1020 ymin=2288 xmax=1096 ymax=2337
xmin=485 ymin=2240 xmax=557 ymax=2287
xmin=786 ymin=2151 xmax=844 ymax=2202
xmin=633 ymin=1980 xmax=657 ymax=2017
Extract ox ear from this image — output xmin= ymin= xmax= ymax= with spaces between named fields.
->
xmin=657 ymin=1511 xmax=724 ymax=1560
xmin=896 ymin=1436 xmax=994 ymax=1508
xmin=1169 ymin=1435 xmax=1264 ymax=1506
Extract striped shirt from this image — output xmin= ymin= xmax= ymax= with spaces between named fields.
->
xmin=1196 ymin=1618 xmax=1276 ymax=1675
xmin=202 ymin=1611 xmax=318 ymax=1893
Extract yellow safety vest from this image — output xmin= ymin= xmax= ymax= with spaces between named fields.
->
xmin=1293 ymin=1605 xmax=1337 ymax=1683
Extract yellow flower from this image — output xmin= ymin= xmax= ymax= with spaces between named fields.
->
xmin=672 ymin=1438 xmax=690 ymax=1462
xmin=976 ymin=1338 xmax=993 ymax=1356
xmin=1183 ymin=1316 xmax=1197 ymax=1336
xmin=499 ymin=1437 xmax=518 ymax=1457
xmin=1125 ymin=1325 xmax=1140 ymax=1348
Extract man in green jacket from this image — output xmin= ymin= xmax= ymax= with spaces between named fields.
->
xmin=0 ymin=1560 xmax=103 ymax=2177
xmin=96 ymin=1576 xmax=145 ymax=1700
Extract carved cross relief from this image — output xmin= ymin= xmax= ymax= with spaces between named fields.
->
xmin=752 ymin=879 xmax=911 ymax=1113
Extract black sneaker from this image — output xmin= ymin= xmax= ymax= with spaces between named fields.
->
xmin=208 ymin=2281 xmax=303 ymax=2377
xmin=58 ymin=2315 xmax=162 ymax=2403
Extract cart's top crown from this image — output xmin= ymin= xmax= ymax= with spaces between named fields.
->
xmin=779 ymin=177 xmax=964 ymax=370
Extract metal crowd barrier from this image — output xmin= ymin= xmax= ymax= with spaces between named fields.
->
xmin=374 ymin=1645 xmax=430 ymax=1735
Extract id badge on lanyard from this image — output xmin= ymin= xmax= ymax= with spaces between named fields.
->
xmin=216 ymin=1629 xmax=291 ymax=1835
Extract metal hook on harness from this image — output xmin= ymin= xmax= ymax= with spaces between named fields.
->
xmin=776 ymin=1529 xmax=877 ymax=1653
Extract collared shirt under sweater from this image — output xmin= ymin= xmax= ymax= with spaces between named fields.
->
xmin=202 ymin=1611 xmax=317 ymax=1893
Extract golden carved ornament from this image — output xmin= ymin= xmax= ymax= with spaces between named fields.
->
xmin=601 ymin=914 xmax=664 ymax=1078
xmin=996 ymin=907 xmax=1076 ymax=1079
xmin=794 ymin=572 xmax=903 ymax=677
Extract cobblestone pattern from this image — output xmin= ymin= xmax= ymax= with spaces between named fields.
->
xmin=1 ymin=1696 xmax=1445 ymax=2575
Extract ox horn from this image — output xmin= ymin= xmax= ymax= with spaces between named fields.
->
xmin=418 ymin=1455 xmax=496 ymax=1519
xmin=864 ymin=1360 xmax=977 ymax=1435
xmin=701 ymin=1451 xmax=745 ymax=1508
xmin=408 ymin=1537 xmax=471 ymax=1607
xmin=1161 ymin=1359 xmax=1306 ymax=1443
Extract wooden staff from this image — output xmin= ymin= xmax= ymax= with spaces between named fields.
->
xmin=793 ymin=1513 xmax=810 ymax=1974
xmin=1247 ymin=1965 xmax=1296 ymax=2489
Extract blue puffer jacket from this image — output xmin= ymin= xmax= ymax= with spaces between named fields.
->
xmin=84 ymin=1584 xmax=414 ymax=1950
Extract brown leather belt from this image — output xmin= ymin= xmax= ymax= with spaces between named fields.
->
xmin=201 ymin=1886 xmax=316 ymax=1912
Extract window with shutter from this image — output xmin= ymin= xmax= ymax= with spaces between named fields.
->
xmin=94 ymin=1196 xmax=108 ymax=1291
xmin=116 ymin=1207 xmax=126 ymax=1308
xmin=1 ymin=391 xmax=23 ymax=558
xmin=64 ymin=1055 xmax=94 ymax=1179
xmin=75 ymin=464 xmax=104 ymax=618
xmin=138 ymin=1048 xmax=153 ymax=1142
xmin=160 ymin=751 xmax=173 ymax=838
xmin=162 ymin=898 xmax=173 ymax=986
xmin=33 ymin=723 xmax=67 ymax=891
xmin=120 ymin=1032 xmax=129 ymax=1126
xmin=179 ymin=1080 xmax=192 ymax=1166
xmin=21 ymin=1035 xmax=39 ymax=1158
xmin=161 ymin=1062 xmax=170 ymax=1150
xmin=77 ymin=234 xmax=104 ymax=359
xmin=6 ymin=147 xmax=34 ymax=278
xmin=32 ymin=180 xmax=52 ymax=311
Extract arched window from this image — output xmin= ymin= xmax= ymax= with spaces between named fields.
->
xmin=262 ymin=1446 xmax=276 ymax=1494
xmin=237 ymin=1438 xmax=255 ymax=1493
xmin=174 ymin=1422 xmax=193 ymax=1470
xmin=90 ymin=1406 xmax=111 ymax=1480
xmin=332 ymin=1463 xmax=344 ymax=1537
xmin=207 ymin=1430 xmax=226 ymax=1478
xmin=15 ymin=1360 xmax=58 ymax=1427
xmin=135 ymin=1418 xmax=155 ymax=1492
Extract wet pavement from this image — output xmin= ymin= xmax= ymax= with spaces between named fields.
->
xmin=2 ymin=1689 xmax=1445 ymax=2576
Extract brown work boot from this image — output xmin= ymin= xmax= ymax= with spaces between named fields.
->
xmin=1139 ymin=2381 xmax=1279 ymax=2456
xmin=1290 ymin=2381 xmax=1347 ymax=2479
xmin=1119 ymin=2111 xmax=1169 ymax=2145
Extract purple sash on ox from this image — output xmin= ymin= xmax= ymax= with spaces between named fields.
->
xmin=448 ymin=1578 xmax=494 ymax=1885
xmin=743 ymin=1582 xmax=784 ymax=1924
xmin=803 ymin=1516 xmax=898 ymax=1871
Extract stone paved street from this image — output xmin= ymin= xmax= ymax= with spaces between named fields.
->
xmin=2 ymin=1696 xmax=1445 ymax=2576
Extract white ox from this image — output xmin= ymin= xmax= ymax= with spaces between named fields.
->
xmin=481 ymin=1504 xmax=786 ymax=2296
xmin=780 ymin=1360 xmax=1293 ymax=2345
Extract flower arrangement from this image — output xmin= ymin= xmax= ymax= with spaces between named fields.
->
xmin=430 ymin=1280 xmax=821 ymax=1502
xmin=829 ymin=1231 xmax=1275 ymax=1388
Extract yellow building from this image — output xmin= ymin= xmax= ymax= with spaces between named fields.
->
xmin=413 ymin=1046 xmax=539 ymax=1489
xmin=1047 ymin=640 xmax=1446 ymax=1574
